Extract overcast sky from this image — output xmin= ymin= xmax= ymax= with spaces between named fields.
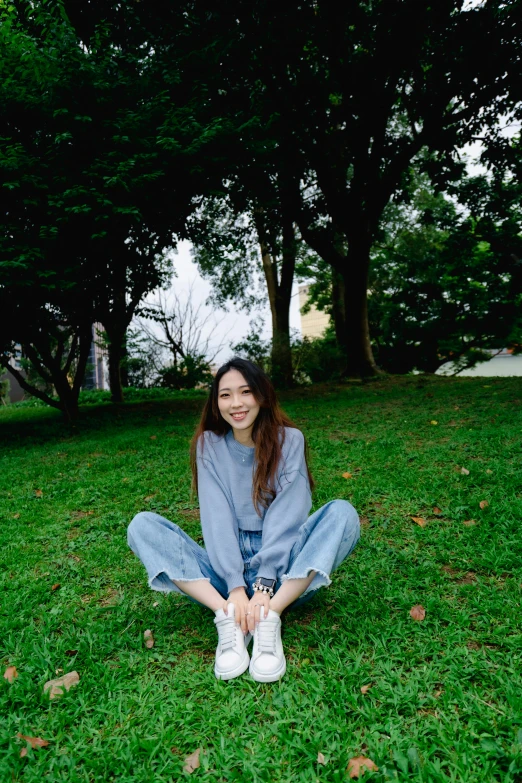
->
xmin=146 ymin=241 xmax=303 ymax=367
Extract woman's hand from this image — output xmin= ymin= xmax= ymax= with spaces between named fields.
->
xmin=246 ymin=591 xmax=271 ymax=634
xmin=225 ymin=587 xmax=250 ymax=634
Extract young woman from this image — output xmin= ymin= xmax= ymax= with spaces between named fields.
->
xmin=127 ymin=358 xmax=360 ymax=682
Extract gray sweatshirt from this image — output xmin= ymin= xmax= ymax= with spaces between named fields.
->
xmin=197 ymin=427 xmax=312 ymax=593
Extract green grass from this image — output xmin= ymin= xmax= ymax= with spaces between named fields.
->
xmin=1 ymin=376 xmax=521 ymax=782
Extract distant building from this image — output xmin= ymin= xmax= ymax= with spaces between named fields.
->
xmin=299 ymin=284 xmax=330 ymax=339
xmin=82 ymin=323 xmax=109 ymax=390
xmin=437 ymin=348 xmax=522 ymax=377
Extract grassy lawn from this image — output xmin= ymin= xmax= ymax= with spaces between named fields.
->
xmin=1 ymin=376 xmax=521 ymax=782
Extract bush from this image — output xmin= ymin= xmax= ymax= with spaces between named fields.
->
xmin=292 ymin=330 xmax=347 ymax=384
xmin=157 ymin=355 xmax=213 ymax=390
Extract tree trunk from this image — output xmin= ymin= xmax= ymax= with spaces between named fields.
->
xmin=105 ymin=323 xmax=126 ymax=403
xmin=331 ymin=269 xmax=346 ymax=346
xmin=120 ymin=335 xmax=129 ymax=388
xmin=254 ymin=210 xmax=295 ymax=388
xmin=340 ymin=234 xmax=382 ymax=377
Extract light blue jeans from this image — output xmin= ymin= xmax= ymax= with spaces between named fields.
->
xmin=127 ymin=500 xmax=360 ymax=610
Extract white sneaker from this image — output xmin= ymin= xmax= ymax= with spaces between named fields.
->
xmin=249 ymin=607 xmax=286 ymax=682
xmin=214 ymin=604 xmax=250 ymax=681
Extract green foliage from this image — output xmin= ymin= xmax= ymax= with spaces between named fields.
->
xmin=157 ymin=355 xmax=213 ymax=391
xmin=0 ymin=377 xmax=9 ymax=404
xmin=368 ymin=167 xmax=522 ymax=373
xmin=292 ymin=329 xmax=348 ymax=385
xmin=1 ymin=377 xmax=521 ymax=781
xmin=231 ymin=319 xmax=271 ymax=373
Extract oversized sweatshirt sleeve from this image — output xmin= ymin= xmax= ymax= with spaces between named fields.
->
xmin=197 ymin=438 xmax=246 ymax=593
xmin=249 ymin=429 xmax=312 ymax=582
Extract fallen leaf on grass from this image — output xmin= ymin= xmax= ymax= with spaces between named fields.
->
xmin=35 ymin=489 xmax=43 ymax=498
xmin=430 ymin=420 xmax=438 ymax=425
xmin=13 ymin=513 xmax=20 ymax=519
xmin=144 ymin=494 xmax=156 ymax=501
xmin=183 ymin=748 xmax=201 ymax=773
xmin=411 ymin=516 xmax=427 ymax=527
xmin=51 ymin=583 xmax=60 ymax=592
xmin=479 ymin=500 xmax=489 ymax=509
xmin=347 ymin=756 xmax=379 ymax=778
xmin=4 ymin=665 xmax=18 ymax=682
xmin=317 ymin=752 xmax=326 ymax=765
xmin=150 ymin=435 xmax=157 ymax=440
xmin=410 ymin=605 xmax=426 ymax=621
xmin=463 ymin=519 xmax=476 ymax=527
xmin=43 ymin=671 xmax=79 ymax=699
xmin=342 ymin=472 xmax=353 ymax=479
xmin=153 ymin=601 xmax=159 ymax=608
xmin=432 ymin=507 xmax=442 ymax=515
xmin=360 ymin=684 xmax=372 ymax=694
xmin=64 ymin=650 xmax=78 ymax=657
xmin=144 ymin=629 xmax=154 ymax=649
xmin=461 ymin=467 xmax=470 ymax=475
xmin=17 ymin=734 xmax=49 ymax=750
xmin=486 ymin=469 xmax=493 ymax=475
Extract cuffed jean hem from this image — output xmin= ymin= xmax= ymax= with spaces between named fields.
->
xmin=150 ymin=572 xmax=211 ymax=594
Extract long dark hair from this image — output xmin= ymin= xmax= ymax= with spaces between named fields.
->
xmin=190 ymin=357 xmax=314 ymax=514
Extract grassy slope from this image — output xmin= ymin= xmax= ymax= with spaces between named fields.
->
xmin=0 ymin=377 xmax=521 ymax=783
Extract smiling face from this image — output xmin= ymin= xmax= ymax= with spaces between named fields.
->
xmin=217 ymin=369 xmax=260 ymax=444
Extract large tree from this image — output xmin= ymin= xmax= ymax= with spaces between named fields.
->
xmin=193 ymin=0 xmax=522 ymax=375
xmin=0 ymin=0 xmax=219 ymax=405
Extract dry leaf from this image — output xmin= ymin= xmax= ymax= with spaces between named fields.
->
xmin=51 ymin=583 xmax=60 ymax=592
xmin=4 ymin=665 xmax=18 ymax=683
xmin=317 ymin=752 xmax=326 ymax=765
xmin=410 ymin=605 xmax=426 ymax=621
xmin=347 ymin=756 xmax=379 ymax=778
xmin=486 ymin=469 xmax=493 ymax=474
xmin=430 ymin=420 xmax=438 ymax=425
xmin=13 ymin=513 xmax=20 ymax=519
xmin=463 ymin=519 xmax=476 ymax=527
xmin=479 ymin=500 xmax=489 ymax=509
xmin=411 ymin=516 xmax=427 ymax=527
xmin=432 ymin=507 xmax=442 ymax=515
xmin=35 ymin=489 xmax=43 ymax=498
xmin=461 ymin=467 xmax=470 ymax=475
xmin=360 ymin=684 xmax=372 ymax=694
xmin=150 ymin=435 xmax=157 ymax=440
xmin=144 ymin=494 xmax=156 ymax=501
xmin=17 ymin=733 xmax=49 ymax=749
xmin=342 ymin=472 xmax=353 ymax=479
xmin=43 ymin=670 xmax=80 ymax=699
xmin=144 ymin=629 xmax=154 ymax=649
xmin=183 ymin=748 xmax=201 ymax=773
xmin=64 ymin=650 xmax=78 ymax=657
xmin=20 ymin=747 xmax=28 ymax=758
xmin=153 ymin=601 xmax=159 ymax=608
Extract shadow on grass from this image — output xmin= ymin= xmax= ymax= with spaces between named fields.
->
xmin=0 ymin=396 xmax=207 ymax=452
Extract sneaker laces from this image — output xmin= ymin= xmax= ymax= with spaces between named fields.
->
xmin=257 ymin=618 xmax=277 ymax=653
xmin=216 ymin=616 xmax=237 ymax=652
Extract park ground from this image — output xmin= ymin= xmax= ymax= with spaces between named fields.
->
xmin=0 ymin=376 xmax=521 ymax=782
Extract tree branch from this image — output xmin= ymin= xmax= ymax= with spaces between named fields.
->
xmin=0 ymin=359 xmax=61 ymax=410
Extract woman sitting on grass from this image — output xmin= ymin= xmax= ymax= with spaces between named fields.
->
xmin=127 ymin=357 xmax=360 ymax=682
